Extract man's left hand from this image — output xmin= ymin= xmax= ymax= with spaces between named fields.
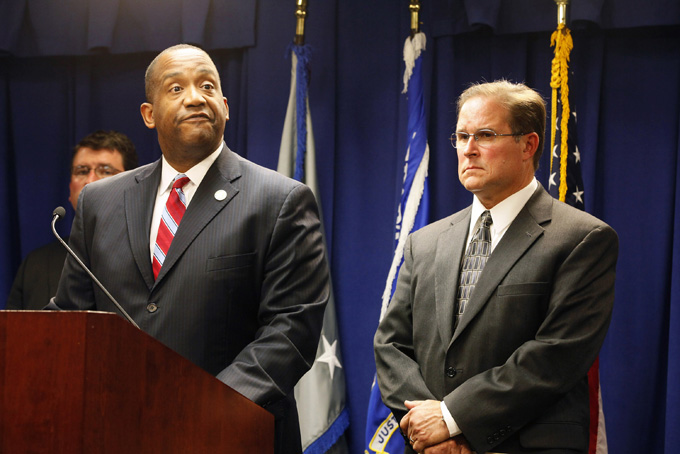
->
xmin=423 ymin=436 xmax=473 ymax=454
xmin=401 ymin=399 xmax=451 ymax=453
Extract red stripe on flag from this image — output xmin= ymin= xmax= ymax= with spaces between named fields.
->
xmin=587 ymin=357 xmax=600 ymax=454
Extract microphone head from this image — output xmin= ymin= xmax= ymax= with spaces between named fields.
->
xmin=53 ymin=206 xmax=66 ymax=219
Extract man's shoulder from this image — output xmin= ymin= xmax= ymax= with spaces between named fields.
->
xmin=84 ymin=161 xmax=157 ymax=195
xmin=527 ymin=184 xmax=615 ymax=234
xmin=24 ymin=239 xmax=67 ymax=260
xmin=232 ymin=154 xmax=307 ymax=197
xmin=413 ymin=206 xmax=470 ymax=236
xmin=237 ymin=155 xmax=299 ymax=184
xmin=549 ymin=197 xmax=614 ymax=233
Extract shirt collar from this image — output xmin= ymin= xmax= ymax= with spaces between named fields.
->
xmin=159 ymin=142 xmax=223 ymax=193
xmin=470 ymin=177 xmax=538 ymax=234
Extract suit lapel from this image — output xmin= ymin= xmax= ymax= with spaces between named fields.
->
xmin=125 ymin=162 xmax=161 ymax=290
xmin=451 ymin=185 xmax=553 ymax=343
xmin=435 ymin=208 xmax=470 ymax=348
xmin=153 ymin=146 xmax=241 ymax=285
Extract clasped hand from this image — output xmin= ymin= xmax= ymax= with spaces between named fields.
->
xmin=400 ymin=400 xmax=472 ymax=454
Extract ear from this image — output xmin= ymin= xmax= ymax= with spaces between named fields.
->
xmin=223 ymin=97 xmax=229 ymax=122
xmin=140 ymin=103 xmax=155 ymax=129
xmin=522 ymin=132 xmax=540 ymax=163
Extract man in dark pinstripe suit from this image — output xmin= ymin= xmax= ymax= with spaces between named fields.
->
xmin=53 ymin=44 xmax=330 ymax=454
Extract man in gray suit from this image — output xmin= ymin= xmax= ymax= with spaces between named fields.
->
xmin=52 ymin=44 xmax=329 ymax=454
xmin=374 ymin=81 xmax=618 ymax=454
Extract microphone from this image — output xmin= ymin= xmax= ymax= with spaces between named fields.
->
xmin=51 ymin=207 xmax=140 ymax=329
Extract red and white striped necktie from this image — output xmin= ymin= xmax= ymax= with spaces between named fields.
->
xmin=152 ymin=174 xmax=190 ymax=280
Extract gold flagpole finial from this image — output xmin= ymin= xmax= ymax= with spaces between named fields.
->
xmin=409 ymin=0 xmax=421 ymax=37
xmin=295 ymin=0 xmax=308 ymax=45
xmin=554 ymin=0 xmax=570 ymax=26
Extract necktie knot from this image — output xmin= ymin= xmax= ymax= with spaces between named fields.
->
xmin=172 ymin=174 xmax=190 ymax=190
xmin=480 ymin=210 xmax=493 ymax=229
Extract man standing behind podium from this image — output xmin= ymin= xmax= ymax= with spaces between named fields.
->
xmin=374 ymin=81 xmax=618 ymax=454
xmin=6 ymin=130 xmax=137 ymax=310
xmin=52 ymin=44 xmax=329 ymax=454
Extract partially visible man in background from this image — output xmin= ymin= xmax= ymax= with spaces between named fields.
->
xmin=6 ymin=130 xmax=138 ymax=310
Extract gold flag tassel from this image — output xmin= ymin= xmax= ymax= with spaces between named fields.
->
xmin=549 ymin=21 xmax=573 ymax=203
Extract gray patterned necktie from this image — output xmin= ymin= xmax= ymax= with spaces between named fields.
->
xmin=455 ymin=210 xmax=493 ymax=328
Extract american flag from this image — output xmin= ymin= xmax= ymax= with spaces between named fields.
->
xmin=548 ymin=97 xmax=585 ymax=209
xmin=548 ymin=90 xmax=608 ymax=454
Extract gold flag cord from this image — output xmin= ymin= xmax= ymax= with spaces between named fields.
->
xmin=550 ymin=22 xmax=573 ymax=203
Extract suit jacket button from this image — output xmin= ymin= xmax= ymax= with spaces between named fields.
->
xmin=147 ymin=303 xmax=158 ymax=313
xmin=446 ymin=367 xmax=456 ymax=378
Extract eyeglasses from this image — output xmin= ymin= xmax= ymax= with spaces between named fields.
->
xmin=71 ymin=164 xmax=123 ymax=180
xmin=450 ymin=129 xmax=529 ymax=149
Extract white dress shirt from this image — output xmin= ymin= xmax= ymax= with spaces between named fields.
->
xmin=149 ymin=144 xmax=223 ymax=262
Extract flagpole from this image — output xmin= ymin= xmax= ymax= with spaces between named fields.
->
xmin=409 ymin=0 xmax=421 ymax=36
xmin=550 ymin=3 xmax=608 ymax=453
xmin=555 ymin=0 xmax=569 ymax=26
xmin=295 ymin=0 xmax=308 ymax=45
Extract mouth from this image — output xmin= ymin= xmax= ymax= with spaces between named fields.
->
xmin=181 ymin=112 xmax=212 ymax=122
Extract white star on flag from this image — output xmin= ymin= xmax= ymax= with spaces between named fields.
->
xmin=573 ymin=186 xmax=584 ymax=204
xmin=549 ymin=172 xmax=557 ymax=188
xmin=573 ymin=145 xmax=581 ymax=163
xmin=316 ymin=335 xmax=342 ymax=380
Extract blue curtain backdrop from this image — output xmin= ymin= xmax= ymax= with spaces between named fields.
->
xmin=1 ymin=1 xmax=679 ymax=453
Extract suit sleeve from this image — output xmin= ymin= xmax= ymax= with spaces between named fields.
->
xmin=374 ymin=234 xmax=438 ymax=422
xmin=216 ymin=183 xmax=329 ymax=407
xmin=52 ymin=190 xmax=97 ymax=311
xmin=448 ymin=224 xmax=618 ymax=451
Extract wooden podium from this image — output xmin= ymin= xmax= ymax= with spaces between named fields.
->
xmin=0 ymin=311 xmax=273 ymax=454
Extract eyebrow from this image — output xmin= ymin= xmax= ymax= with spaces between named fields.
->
xmin=161 ymin=67 xmax=218 ymax=85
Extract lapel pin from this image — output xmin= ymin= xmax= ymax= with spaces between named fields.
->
xmin=214 ymin=190 xmax=227 ymax=201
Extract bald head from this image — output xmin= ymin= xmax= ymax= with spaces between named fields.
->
xmin=144 ymin=44 xmax=219 ymax=103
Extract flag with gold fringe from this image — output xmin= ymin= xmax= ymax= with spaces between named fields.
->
xmin=365 ymin=31 xmax=430 ymax=454
xmin=278 ymin=42 xmax=349 ymax=454
xmin=549 ymin=22 xmax=608 ymax=454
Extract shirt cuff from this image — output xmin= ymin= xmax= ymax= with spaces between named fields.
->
xmin=440 ymin=401 xmax=462 ymax=437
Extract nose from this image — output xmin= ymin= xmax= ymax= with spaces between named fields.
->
xmin=462 ymin=139 xmax=479 ymax=157
xmin=86 ymin=169 xmax=99 ymax=183
xmin=184 ymin=84 xmax=206 ymax=106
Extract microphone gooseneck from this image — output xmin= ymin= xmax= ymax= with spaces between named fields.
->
xmin=51 ymin=207 xmax=140 ymax=329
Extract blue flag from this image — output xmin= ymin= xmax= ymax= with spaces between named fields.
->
xmin=278 ymin=43 xmax=349 ymax=454
xmin=365 ymin=32 xmax=430 ymax=454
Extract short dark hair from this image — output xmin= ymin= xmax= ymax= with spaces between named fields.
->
xmin=144 ymin=44 xmax=217 ymax=103
xmin=457 ymin=80 xmax=546 ymax=170
xmin=72 ymin=130 xmax=138 ymax=170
